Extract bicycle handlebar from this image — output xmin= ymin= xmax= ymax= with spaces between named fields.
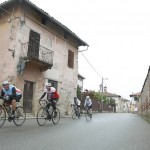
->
xmin=39 ymin=99 xmax=47 ymax=105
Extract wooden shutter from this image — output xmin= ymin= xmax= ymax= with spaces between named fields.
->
xmin=68 ymin=50 xmax=74 ymax=68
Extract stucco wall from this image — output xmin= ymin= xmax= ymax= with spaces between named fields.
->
xmin=0 ymin=9 xmax=17 ymax=83
xmin=0 ymin=3 xmax=79 ymax=116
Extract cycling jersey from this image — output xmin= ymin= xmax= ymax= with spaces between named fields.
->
xmin=41 ymin=87 xmax=59 ymax=100
xmin=74 ymin=99 xmax=81 ymax=106
xmin=84 ymin=98 xmax=92 ymax=107
xmin=1 ymin=85 xmax=22 ymax=102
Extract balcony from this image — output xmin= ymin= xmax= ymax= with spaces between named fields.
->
xmin=21 ymin=43 xmax=54 ymax=71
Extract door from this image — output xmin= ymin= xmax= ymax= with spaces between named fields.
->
xmin=28 ymin=30 xmax=40 ymax=59
xmin=23 ymin=81 xmax=34 ymax=113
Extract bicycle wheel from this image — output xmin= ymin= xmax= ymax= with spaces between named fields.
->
xmin=37 ymin=107 xmax=47 ymax=126
xmin=52 ymin=108 xmax=60 ymax=124
xmin=0 ymin=106 xmax=6 ymax=127
xmin=13 ymin=106 xmax=26 ymax=126
xmin=85 ymin=110 xmax=91 ymax=121
xmin=71 ymin=109 xmax=77 ymax=119
xmin=78 ymin=112 xmax=81 ymax=119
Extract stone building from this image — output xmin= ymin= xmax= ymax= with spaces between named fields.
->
xmin=139 ymin=67 xmax=150 ymax=121
xmin=0 ymin=0 xmax=88 ymax=116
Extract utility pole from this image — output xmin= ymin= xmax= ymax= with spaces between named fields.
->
xmin=101 ymin=78 xmax=104 ymax=112
xmin=100 ymin=77 xmax=108 ymax=113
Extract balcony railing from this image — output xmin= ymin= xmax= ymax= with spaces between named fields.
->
xmin=21 ymin=42 xmax=54 ymax=70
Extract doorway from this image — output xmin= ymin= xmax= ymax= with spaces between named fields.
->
xmin=23 ymin=81 xmax=34 ymax=113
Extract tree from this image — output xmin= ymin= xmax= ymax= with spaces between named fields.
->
xmin=77 ymin=85 xmax=81 ymax=100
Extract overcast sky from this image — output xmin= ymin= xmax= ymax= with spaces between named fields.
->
xmin=1 ymin=0 xmax=150 ymax=100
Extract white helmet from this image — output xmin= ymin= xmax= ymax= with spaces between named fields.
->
xmin=86 ymin=96 xmax=90 ymax=99
xmin=2 ymin=80 xmax=9 ymax=86
xmin=45 ymin=83 xmax=51 ymax=87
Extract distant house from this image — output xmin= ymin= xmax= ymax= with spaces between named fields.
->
xmin=0 ymin=0 xmax=88 ymax=116
xmin=99 ymin=91 xmax=121 ymax=112
xmin=130 ymin=92 xmax=140 ymax=113
xmin=139 ymin=67 xmax=150 ymax=120
xmin=119 ymin=98 xmax=130 ymax=113
xmin=99 ymin=90 xmax=130 ymax=113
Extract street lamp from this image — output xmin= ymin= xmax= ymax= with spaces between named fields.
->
xmin=100 ymin=77 xmax=108 ymax=113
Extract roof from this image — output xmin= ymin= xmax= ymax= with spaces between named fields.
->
xmin=130 ymin=92 xmax=140 ymax=97
xmin=99 ymin=91 xmax=121 ymax=98
xmin=78 ymin=74 xmax=85 ymax=79
xmin=0 ymin=0 xmax=88 ymax=47
xmin=140 ymin=66 xmax=150 ymax=95
xmin=121 ymin=98 xmax=130 ymax=102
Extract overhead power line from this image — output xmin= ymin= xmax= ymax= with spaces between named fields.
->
xmin=80 ymin=52 xmax=103 ymax=78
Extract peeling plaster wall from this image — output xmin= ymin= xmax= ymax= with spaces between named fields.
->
xmin=0 ymin=3 xmax=79 ymax=116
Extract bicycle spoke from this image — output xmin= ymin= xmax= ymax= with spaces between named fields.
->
xmin=37 ymin=107 xmax=47 ymax=126
xmin=85 ymin=110 xmax=92 ymax=121
xmin=13 ymin=106 xmax=26 ymax=126
xmin=52 ymin=108 xmax=60 ymax=124
xmin=0 ymin=106 xmax=6 ymax=127
xmin=71 ymin=110 xmax=77 ymax=119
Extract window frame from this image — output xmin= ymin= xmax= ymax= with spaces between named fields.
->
xmin=48 ymin=79 xmax=58 ymax=90
xmin=68 ymin=49 xmax=74 ymax=69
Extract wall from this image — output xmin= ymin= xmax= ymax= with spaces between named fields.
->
xmin=0 ymin=7 xmax=19 ymax=83
xmin=139 ymin=69 xmax=150 ymax=121
xmin=0 ymin=3 xmax=79 ymax=116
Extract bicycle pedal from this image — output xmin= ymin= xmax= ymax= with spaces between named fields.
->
xmin=47 ymin=115 xmax=51 ymax=120
xmin=8 ymin=116 xmax=13 ymax=122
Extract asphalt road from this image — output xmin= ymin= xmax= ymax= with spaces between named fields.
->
xmin=0 ymin=113 xmax=150 ymax=150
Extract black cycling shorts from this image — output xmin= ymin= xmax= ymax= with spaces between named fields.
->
xmin=5 ymin=94 xmax=22 ymax=103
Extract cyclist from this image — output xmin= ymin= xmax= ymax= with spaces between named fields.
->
xmin=39 ymin=83 xmax=59 ymax=114
xmin=84 ymin=96 xmax=92 ymax=118
xmin=74 ymin=97 xmax=81 ymax=115
xmin=0 ymin=80 xmax=22 ymax=118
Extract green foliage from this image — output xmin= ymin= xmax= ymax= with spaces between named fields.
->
xmin=77 ymin=85 xmax=81 ymax=100
xmin=134 ymin=97 xmax=139 ymax=101
xmin=109 ymin=98 xmax=115 ymax=106
xmin=81 ymin=91 xmax=115 ymax=105
xmin=93 ymin=92 xmax=102 ymax=102
xmin=82 ymin=91 xmax=94 ymax=100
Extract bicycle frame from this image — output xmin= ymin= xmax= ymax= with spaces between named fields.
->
xmin=39 ymin=99 xmax=52 ymax=115
xmin=0 ymin=98 xmax=26 ymax=127
xmin=85 ymin=106 xmax=92 ymax=120
xmin=71 ymin=104 xmax=80 ymax=119
xmin=37 ymin=99 xmax=60 ymax=126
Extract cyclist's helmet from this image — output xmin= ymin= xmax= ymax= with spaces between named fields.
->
xmin=86 ymin=96 xmax=90 ymax=99
xmin=2 ymin=80 xmax=9 ymax=86
xmin=74 ymin=97 xmax=77 ymax=100
xmin=45 ymin=83 xmax=51 ymax=87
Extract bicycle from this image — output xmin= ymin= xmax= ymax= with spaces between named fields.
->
xmin=71 ymin=104 xmax=81 ymax=119
xmin=0 ymin=96 xmax=26 ymax=127
xmin=37 ymin=99 xmax=60 ymax=126
xmin=85 ymin=106 xmax=92 ymax=121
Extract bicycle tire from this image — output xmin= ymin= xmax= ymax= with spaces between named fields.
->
xmin=85 ymin=110 xmax=91 ymax=121
xmin=71 ymin=109 xmax=77 ymax=119
xmin=78 ymin=112 xmax=81 ymax=119
xmin=0 ymin=106 xmax=6 ymax=127
xmin=52 ymin=108 xmax=60 ymax=124
xmin=13 ymin=106 xmax=26 ymax=126
xmin=37 ymin=107 xmax=47 ymax=126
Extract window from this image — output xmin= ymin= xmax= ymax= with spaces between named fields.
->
xmin=48 ymin=79 xmax=58 ymax=90
xmin=68 ymin=50 xmax=74 ymax=68
xmin=28 ymin=30 xmax=40 ymax=58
